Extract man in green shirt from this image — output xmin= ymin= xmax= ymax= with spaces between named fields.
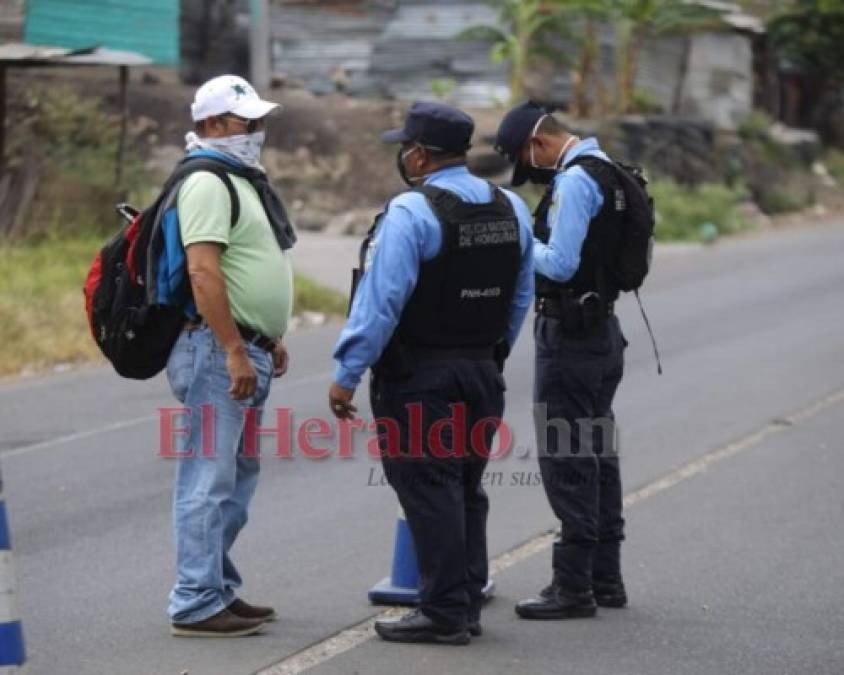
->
xmin=165 ymin=75 xmax=295 ymax=638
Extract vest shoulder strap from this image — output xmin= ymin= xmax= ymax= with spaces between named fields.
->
xmin=412 ymin=184 xmax=463 ymax=216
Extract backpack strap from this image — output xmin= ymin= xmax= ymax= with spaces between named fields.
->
xmin=168 ymin=157 xmax=241 ymax=227
xmin=560 ymin=155 xmax=620 ymax=306
xmin=564 ymin=155 xmax=619 ymax=206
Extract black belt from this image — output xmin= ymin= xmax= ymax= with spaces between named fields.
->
xmin=237 ymin=324 xmax=277 ymax=353
xmin=407 ymin=345 xmax=496 ymax=361
xmin=185 ymin=318 xmax=277 ymax=353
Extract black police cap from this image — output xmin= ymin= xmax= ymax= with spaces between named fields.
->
xmin=494 ymin=101 xmax=550 ymax=187
xmin=382 ymin=101 xmax=474 ymax=154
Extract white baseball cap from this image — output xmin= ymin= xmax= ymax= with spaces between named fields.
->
xmin=191 ymin=75 xmax=281 ymax=122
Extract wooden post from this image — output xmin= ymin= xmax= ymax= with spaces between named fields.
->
xmin=0 ymin=65 xmax=7 ymax=176
xmin=115 ymin=65 xmax=128 ymax=187
xmin=249 ymin=0 xmax=270 ymax=90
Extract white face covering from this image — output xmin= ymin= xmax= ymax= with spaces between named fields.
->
xmin=528 ymin=115 xmax=580 ymax=171
xmin=185 ymin=130 xmax=267 ymax=171
xmin=398 ymin=144 xmax=431 ymax=186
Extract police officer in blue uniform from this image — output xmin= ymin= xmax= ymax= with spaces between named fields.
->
xmin=329 ymin=101 xmax=534 ymax=644
xmin=495 ymin=102 xmax=629 ymax=620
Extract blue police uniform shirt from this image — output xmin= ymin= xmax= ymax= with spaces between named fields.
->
xmin=333 ymin=164 xmax=535 ymax=390
xmin=534 ymin=137 xmax=609 ymax=283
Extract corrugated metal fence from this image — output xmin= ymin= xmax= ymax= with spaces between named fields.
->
xmin=24 ymin=0 xmax=179 ymax=64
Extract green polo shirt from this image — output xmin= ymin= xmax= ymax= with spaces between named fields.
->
xmin=177 ymin=171 xmax=293 ymax=339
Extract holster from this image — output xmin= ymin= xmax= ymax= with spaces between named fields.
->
xmin=537 ymin=292 xmax=613 ymax=335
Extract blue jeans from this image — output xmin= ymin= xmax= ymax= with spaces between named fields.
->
xmin=165 ymin=326 xmax=273 ymax=623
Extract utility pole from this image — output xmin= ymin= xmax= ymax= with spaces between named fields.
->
xmin=249 ymin=0 xmax=270 ymax=91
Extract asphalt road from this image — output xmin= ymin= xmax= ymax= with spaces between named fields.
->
xmin=1 ymin=220 xmax=843 ymax=675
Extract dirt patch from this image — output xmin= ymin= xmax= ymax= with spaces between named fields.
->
xmin=7 ymin=68 xmax=512 ymax=235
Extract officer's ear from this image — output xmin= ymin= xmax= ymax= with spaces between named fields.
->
xmin=414 ymin=145 xmax=432 ymax=171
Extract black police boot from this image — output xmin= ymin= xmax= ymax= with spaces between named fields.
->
xmin=467 ymin=607 xmax=482 ymax=637
xmin=593 ymin=576 xmax=627 ymax=608
xmin=539 ymin=569 xmax=564 ymax=600
xmin=515 ymin=585 xmax=597 ymax=620
xmin=593 ymin=541 xmax=627 ymax=608
xmin=374 ymin=609 xmax=470 ymax=645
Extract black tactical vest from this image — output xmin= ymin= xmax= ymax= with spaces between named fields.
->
xmin=362 ymin=183 xmax=522 ymax=351
xmin=534 ymin=156 xmax=622 ymax=303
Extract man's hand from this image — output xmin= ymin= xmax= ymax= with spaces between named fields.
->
xmin=272 ymin=340 xmax=289 ymax=378
xmin=227 ymin=344 xmax=257 ymax=400
xmin=328 ymin=382 xmax=357 ymax=420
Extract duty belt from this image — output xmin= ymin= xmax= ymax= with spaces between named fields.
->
xmin=407 ymin=345 xmax=496 ymax=361
xmin=185 ymin=318 xmax=277 ymax=353
xmin=536 ymin=292 xmax=614 ymax=333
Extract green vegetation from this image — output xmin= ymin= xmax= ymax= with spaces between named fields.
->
xmin=464 ymin=0 xmax=723 ymax=113
xmin=768 ymin=0 xmax=844 ymax=88
xmin=649 ymin=179 xmax=751 ymax=242
xmin=737 ymin=111 xmax=817 ymax=215
xmin=0 ymin=236 xmax=105 ymax=376
xmin=4 ymin=85 xmax=153 ymax=242
xmin=824 ymin=149 xmax=844 ymax=184
xmin=292 ymin=273 xmax=348 ymax=317
xmin=0 ymin=235 xmax=347 ymax=376
xmin=516 ymin=175 xmax=752 ymax=244
xmin=459 ymin=0 xmax=573 ymax=102
xmin=0 ymin=85 xmax=347 ymax=376
xmin=429 ymin=78 xmax=457 ymax=100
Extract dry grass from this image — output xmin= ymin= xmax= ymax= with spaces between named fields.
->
xmin=0 ymin=237 xmax=347 ymax=378
xmin=0 ymin=237 xmax=104 ymax=376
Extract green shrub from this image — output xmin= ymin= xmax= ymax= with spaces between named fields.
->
xmin=824 ymin=149 xmax=844 ymax=184
xmin=649 ymin=179 xmax=751 ymax=242
xmin=6 ymin=85 xmax=154 ymax=242
xmin=756 ymin=182 xmax=815 ymax=214
xmin=429 ymin=78 xmax=457 ymax=100
xmin=737 ymin=110 xmax=775 ymax=142
xmin=629 ymin=88 xmax=665 ymax=115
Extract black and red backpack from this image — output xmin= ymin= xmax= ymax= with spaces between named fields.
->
xmin=83 ymin=155 xmax=243 ymax=379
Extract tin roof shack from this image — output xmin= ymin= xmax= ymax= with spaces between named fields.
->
xmin=661 ymin=7 xmax=764 ymax=129
xmin=531 ymin=2 xmax=762 ymax=130
xmin=271 ymin=0 xmax=508 ymax=106
xmin=23 ymin=0 xmax=179 ymax=65
xmin=0 ymin=1 xmax=24 ymax=42
xmin=270 ymin=0 xmax=761 ymax=130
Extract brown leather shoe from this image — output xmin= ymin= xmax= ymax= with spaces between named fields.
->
xmin=171 ymin=608 xmax=266 ymax=637
xmin=228 ymin=597 xmax=277 ymax=622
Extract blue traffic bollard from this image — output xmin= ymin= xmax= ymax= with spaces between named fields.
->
xmin=368 ymin=507 xmax=495 ymax=606
xmin=0 ymin=465 xmax=25 ymax=671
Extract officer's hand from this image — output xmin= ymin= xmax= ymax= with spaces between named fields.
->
xmin=328 ymin=382 xmax=357 ymax=420
xmin=227 ymin=344 xmax=257 ymax=400
xmin=272 ymin=340 xmax=289 ymax=378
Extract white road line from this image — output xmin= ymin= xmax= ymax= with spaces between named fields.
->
xmin=2 ymin=371 xmax=334 ymax=460
xmin=2 ymin=415 xmax=159 ymax=460
xmin=255 ymin=385 xmax=844 ymax=675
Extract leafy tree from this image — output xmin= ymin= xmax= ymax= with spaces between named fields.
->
xmin=768 ymin=0 xmax=844 ymax=84
xmin=459 ymin=0 xmax=573 ymax=102
xmin=767 ymin=0 xmax=844 ymax=137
